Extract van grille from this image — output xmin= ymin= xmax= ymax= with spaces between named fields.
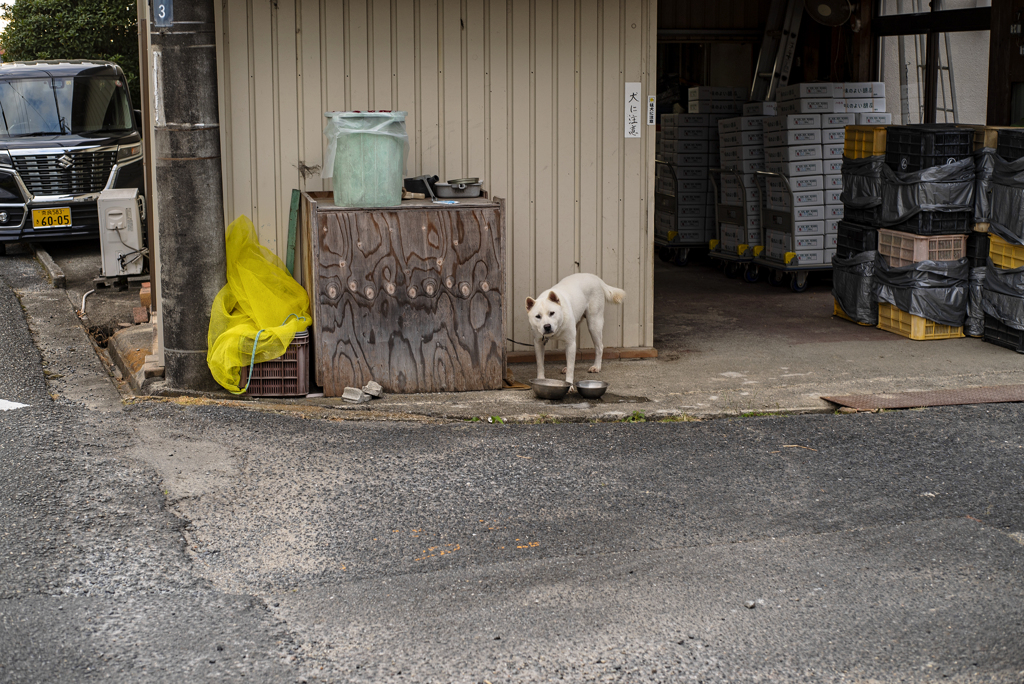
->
xmin=12 ymin=150 xmax=116 ymax=196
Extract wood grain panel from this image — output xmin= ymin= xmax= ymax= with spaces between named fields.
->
xmin=251 ymin=0 xmax=278 ymax=250
xmin=555 ymin=0 xmax=576 ymax=284
xmin=600 ymin=0 xmax=622 ymax=347
xmin=307 ymin=196 xmax=505 ymax=394
xmin=275 ymin=0 xmax=300 ymax=252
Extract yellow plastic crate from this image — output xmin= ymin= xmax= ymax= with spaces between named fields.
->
xmin=877 ymin=303 xmax=964 ymax=340
xmin=833 ymin=299 xmax=872 ymax=326
xmin=989 ymin=233 xmax=1024 ymax=269
xmin=958 ymin=124 xmax=1012 ymax=151
xmin=843 ymin=126 xmax=887 ymax=159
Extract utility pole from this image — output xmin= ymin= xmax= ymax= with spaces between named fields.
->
xmin=149 ymin=0 xmax=226 ymax=391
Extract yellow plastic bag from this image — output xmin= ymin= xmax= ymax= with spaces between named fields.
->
xmin=207 ymin=215 xmax=311 ymax=393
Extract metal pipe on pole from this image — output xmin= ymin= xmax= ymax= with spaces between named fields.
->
xmin=149 ymin=0 xmax=226 ymax=391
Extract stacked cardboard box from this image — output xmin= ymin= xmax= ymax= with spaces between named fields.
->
xmin=655 ymin=111 xmax=725 ymax=245
xmin=760 ymin=109 xmax=860 ymax=265
xmin=776 ymin=82 xmax=888 ymax=118
xmin=718 ymin=115 xmax=770 ymax=248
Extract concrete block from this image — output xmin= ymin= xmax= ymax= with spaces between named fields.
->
xmin=362 ymin=380 xmax=383 ymax=398
xmin=133 ymin=306 xmax=150 ymax=324
xmin=342 ymin=387 xmax=370 ymax=404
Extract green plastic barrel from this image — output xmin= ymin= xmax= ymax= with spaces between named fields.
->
xmin=324 ymin=111 xmax=408 ymax=208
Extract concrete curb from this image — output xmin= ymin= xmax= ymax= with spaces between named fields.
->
xmin=30 ymin=244 xmax=66 ymax=289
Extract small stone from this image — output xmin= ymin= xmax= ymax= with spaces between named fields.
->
xmin=342 ymin=387 xmax=370 ymax=404
xmin=362 ymin=380 xmax=384 ymax=398
xmin=744 ymin=600 xmax=756 ymax=609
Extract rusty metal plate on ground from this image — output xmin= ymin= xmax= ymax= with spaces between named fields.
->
xmin=822 ymin=385 xmax=1024 ymax=410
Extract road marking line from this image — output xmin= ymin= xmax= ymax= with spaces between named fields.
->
xmin=0 ymin=399 xmax=29 ymax=411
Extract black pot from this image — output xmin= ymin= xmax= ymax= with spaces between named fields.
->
xmin=404 ymin=175 xmax=439 ymax=197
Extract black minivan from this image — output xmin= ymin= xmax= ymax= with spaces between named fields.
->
xmin=0 ymin=60 xmax=144 ymax=254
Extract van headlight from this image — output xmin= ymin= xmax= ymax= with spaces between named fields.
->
xmin=117 ymin=144 xmax=142 ymax=162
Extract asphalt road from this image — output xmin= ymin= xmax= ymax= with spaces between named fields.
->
xmin=1 ymin=248 xmax=1023 ymax=683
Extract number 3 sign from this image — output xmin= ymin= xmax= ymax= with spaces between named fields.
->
xmin=154 ymin=1 xmax=173 ymax=27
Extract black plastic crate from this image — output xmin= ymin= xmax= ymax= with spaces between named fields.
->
xmin=836 ymin=220 xmax=878 ymax=257
xmin=983 ymin=314 xmax=1024 ymax=353
xmin=884 ymin=125 xmax=974 ymax=172
xmin=997 ymin=129 xmax=1024 ymax=163
xmin=843 ymin=204 xmax=881 ymax=227
xmin=888 ymin=210 xmax=972 ymax=236
xmin=966 ymin=232 xmax=990 ymax=268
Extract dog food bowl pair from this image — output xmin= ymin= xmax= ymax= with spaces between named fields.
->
xmin=531 ymin=378 xmax=609 ymax=400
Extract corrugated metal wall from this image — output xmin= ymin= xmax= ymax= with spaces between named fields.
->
xmin=215 ymin=0 xmax=656 ymax=350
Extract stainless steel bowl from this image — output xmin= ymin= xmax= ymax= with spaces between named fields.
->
xmin=531 ymin=378 xmax=571 ymax=400
xmin=575 ymin=380 xmax=609 ymax=399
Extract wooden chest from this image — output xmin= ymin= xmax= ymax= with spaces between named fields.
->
xmin=300 ymin=192 xmax=505 ymax=395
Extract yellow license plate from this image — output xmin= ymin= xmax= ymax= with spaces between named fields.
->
xmin=33 ymin=207 xmax=72 ymax=228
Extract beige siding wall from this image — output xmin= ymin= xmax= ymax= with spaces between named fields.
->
xmin=216 ymin=0 xmax=656 ymax=349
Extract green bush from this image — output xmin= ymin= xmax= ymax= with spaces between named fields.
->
xmin=0 ymin=0 xmax=140 ymax=108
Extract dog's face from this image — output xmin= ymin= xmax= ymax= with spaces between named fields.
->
xmin=526 ymin=291 xmax=565 ymax=339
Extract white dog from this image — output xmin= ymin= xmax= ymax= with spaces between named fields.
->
xmin=525 ymin=273 xmax=626 ymax=385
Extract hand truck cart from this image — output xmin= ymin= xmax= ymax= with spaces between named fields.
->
xmin=708 ymin=167 xmax=758 ymax=280
xmin=654 ymin=160 xmax=710 ymax=266
xmin=750 ymin=170 xmax=835 ymax=292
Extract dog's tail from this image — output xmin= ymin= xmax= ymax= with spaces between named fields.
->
xmin=602 ymin=281 xmax=626 ymax=304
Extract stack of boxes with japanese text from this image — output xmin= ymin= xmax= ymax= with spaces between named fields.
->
xmin=716 ymin=81 xmax=890 ymax=264
xmin=654 ymin=87 xmax=744 ymax=247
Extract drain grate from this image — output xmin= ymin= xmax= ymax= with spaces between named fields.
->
xmin=822 ymin=385 xmax=1024 ymax=410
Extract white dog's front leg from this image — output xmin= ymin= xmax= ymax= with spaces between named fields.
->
xmin=564 ymin=340 xmax=577 ymax=385
xmin=534 ymin=338 xmax=546 ymax=379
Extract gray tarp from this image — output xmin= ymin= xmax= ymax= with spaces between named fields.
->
xmin=981 ymin=258 xmax=1024 ymax=331
xmin=832 ymin=251 xmax=878 ymax=325
xmin=966 ymin=266 xmax=987 ymax=337
xmin=988 ymin=154 xmax=1024 ymax=246
xmin=839 ymin=156 xmax=884 ymax=209
xmin=879 ymin=157 xmax=976 ymax=227
xmin=873 ymin=255 xmax=969 ymax=327
xmin=974 ymin=148 xmax=996 ymax=224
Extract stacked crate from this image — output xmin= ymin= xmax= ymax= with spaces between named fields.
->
xmin=717 ymin=113 xmax=768 ymax=251
xmin=656 ymin=110 xmax=725 ymax=246
xmin=980 ymin=129 xmax=1024 ymax=350
xmin=870 ymin=124 xmax=976 ymax=339
xmin=837 ymin=125 xmax=887 ymax=258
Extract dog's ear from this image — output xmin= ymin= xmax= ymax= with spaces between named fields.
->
xmin=547 ymin=291 xmax=560 ymax=304
xmin=525 ymin=297 xmax=536 ymax=311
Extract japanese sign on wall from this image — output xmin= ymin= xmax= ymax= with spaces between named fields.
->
xmin=625 ymin=82 xmax=641 ymax=138
xmin=647 ymin=95 xmax=656 ymax=125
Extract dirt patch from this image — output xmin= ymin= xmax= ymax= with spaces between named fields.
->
xmin=88 ymin=324 xmax=116 ymax=348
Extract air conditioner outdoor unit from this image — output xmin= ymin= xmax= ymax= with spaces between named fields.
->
xmin=97 ymin=188 xmax=146 ymax=278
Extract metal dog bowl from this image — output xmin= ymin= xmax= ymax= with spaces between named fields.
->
xmin=575 ymin=380 xmax=609 ymax=399
xmin=531 ymin=378 xmax=571 ymax=400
